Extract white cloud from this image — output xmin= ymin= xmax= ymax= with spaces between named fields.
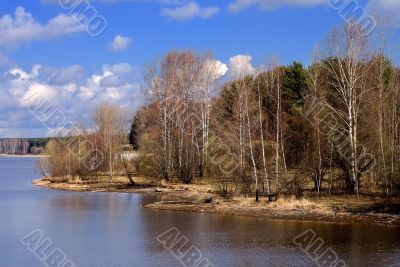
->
xmin=103 ymin=63 xmax=133 ymax=74
xmin=77 ymin=63 xmax=141 ymax=102
xmin=366 ymin=0 xmax=400 ymax=26
xmin=202 ymin=59 xmax=228 ymax=81
xmin=228 ymin=55 xmax=255 ymax=79
xmin=0 ymin=63 xmax=142 ymax=137
xmin=366 ymin=0 xmax=400 ymax=10
xmin=0 ymin=6 xmax=84 ymax=49
xmin=162 ymin=1 xmax=219 ymax=21
xmin=228 ymin=0 xmax=325 ymax=12
xmin=108 ymin=35 xmax=133 ymax=52
xmin=9 ymin=67 xmax=30 ymax=81
xmin=21 ymin=83 xmax=57 ymax=106
xmin=43 ymin=65 xmax=85 ymax=85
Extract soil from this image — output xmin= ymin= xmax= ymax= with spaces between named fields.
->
xmin=32 ymin=177 xmax=400 ymax=227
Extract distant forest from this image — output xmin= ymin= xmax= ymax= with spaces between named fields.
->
xmin=0 ymin=138 xmax=50 ymax=155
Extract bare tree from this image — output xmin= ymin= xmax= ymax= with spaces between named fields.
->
xmin=306 ymin=59 xmax=327 ymax=197
xmin=257 ymin=81 xmax=271 ymax=200
xmin=321 ymin=24 xmax=372 ymax=197
xmin=145 ymin=51 xmax=219 ymax=183
xmin=93 ymin=103 xmax=129 ymax=178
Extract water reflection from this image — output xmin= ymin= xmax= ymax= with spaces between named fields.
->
xmin=0 ymin=156 xmax=399 ymax=267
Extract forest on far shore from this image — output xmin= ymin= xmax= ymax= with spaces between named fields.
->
xmin=0 ymin=138 xmax=50 ymax=155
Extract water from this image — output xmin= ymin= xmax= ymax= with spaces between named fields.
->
xmin=0 ymin=156 xmax=399 ymax=267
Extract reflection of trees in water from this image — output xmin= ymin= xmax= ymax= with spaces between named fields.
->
xmin=139 ymin=207 xmax=301 ymax=258
xmin=140 ymin=209 xmax=400 ymax=266
xmin=49 ymin=193 xmax=137 ymax=223
xmin=46 ymin=192 xmax=400 ymax=266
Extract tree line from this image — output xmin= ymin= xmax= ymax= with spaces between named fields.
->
xmin=42 ymin=24 xmax=400 ymax=201
xmin=0 ymin=138 xmax=49 ymax=154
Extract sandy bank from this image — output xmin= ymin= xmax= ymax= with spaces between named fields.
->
xmin=32 ymin=177 xmax=400 ymax=226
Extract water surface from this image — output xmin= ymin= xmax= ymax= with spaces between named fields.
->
xmin=0 ymin=156 xmax=399 ymax=267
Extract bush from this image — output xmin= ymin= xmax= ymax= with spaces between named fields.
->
xmin=286 ymin=175 xmax=305 ymax=198
xmin=214 ymin=177 xmax=236 ymax=199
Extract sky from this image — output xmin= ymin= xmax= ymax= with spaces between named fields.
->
xmin=0 ymin=0 xmax=398 ymax=137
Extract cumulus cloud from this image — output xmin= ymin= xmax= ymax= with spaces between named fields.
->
xmin=108 ymin=35 xmax=133 ymax=52
xmin=39 ymin=65 xmax=86 ymax=85
xmin=162 ymin=1 xmax=219 ymax=21
xmin=21 ymin=83 xmax=57 ymax=106
xmin=202 ymin=59 xmax=228 ymax=81
xmin=0 ymin=6 xmax=84 ymax=49
xmin=0 ymin=63 xmax=142 ymax=137
xmin=104 ymin=63 xmax=132 ymax=73
xmin=77 ymin=63 xmax=141 ymax=102
xmin=228 ymin=0 xmax=325 ymax=12
xmin=228 ymin=55 xmax=255 ymax=79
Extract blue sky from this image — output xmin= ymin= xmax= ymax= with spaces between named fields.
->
xmin=0 ymin=0 xmax=397 ymax=137
xmin=1 ymin=0 xmax=346 ymax=70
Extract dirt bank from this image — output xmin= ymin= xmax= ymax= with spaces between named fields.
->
xmin=32 ymin=177 xmax=400 ymax=226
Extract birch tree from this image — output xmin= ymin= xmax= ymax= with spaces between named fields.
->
xmin=256 ymin=81 xmax=271 ymax=200
xmin=93 ymin=103 xmax=127 ymax=177
xmin=322 ymin=24 xmax=372 ymax=196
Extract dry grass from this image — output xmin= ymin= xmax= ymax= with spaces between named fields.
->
xmin=270 ymin=197 xmax=330 ymax=211
xmin=213 ymin=196 xmax=333 ymax=215
xmin=34 ymin=175 xmax=400 ymax=225
xmin=162 ymin=181 xmax=214 ymax=194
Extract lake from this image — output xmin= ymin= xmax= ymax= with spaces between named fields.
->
xmin=0 ymin=156 xmax=399 ymax=267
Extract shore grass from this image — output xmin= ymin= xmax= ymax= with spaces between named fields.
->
xmin=32 ymin=175 xmax=400 ymax=226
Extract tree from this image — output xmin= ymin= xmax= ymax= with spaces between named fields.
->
xmin=129 ymin=116 xmax=140 ymax=150
xmin=144 ymin=51 xmax=220 ymax=183
xmin=321 ymin=24 xmax=373 ymax=196
xmin=93 ymin=103 xmax=129 ymax=177
xmin=118 ymin=153 xmax=137 ymax=186
xmin=302 ymin=60 xmax=330 ymax=196
xmin=257 ymin=81 xmax=271 ymax=200
xmin=259 ymin=61 xmax=285 ymax=198
xmin=283 ymin=61 xmax=309 ymax=111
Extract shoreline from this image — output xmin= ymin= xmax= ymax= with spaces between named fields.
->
xmin=32 ymin=178 xmax=400 ymax=227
